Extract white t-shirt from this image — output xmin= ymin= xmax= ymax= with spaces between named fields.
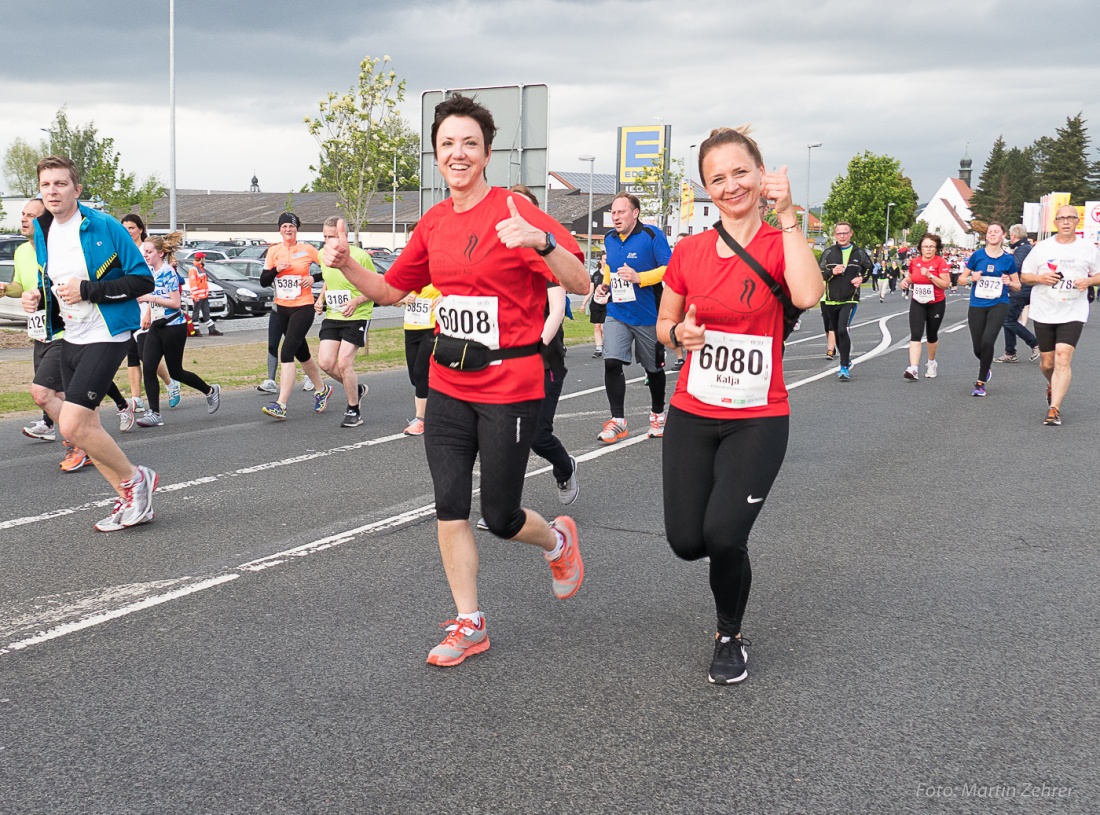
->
xmin=46 ymin=212 xmax=129 ymax=344
xmin=1023 ymin=236 xmax=1100 ymax=325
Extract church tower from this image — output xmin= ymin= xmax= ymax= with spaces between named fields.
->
xmin=959 ymin=146 xmax=972 ymax=187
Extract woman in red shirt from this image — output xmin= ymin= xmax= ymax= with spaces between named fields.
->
xmin=899 ymin=233 xmax=951 ymax=380
xmin=656 ymin=127 xmax=823 ymax=685
xmin=322 ymin=94 xmax=589 ymax=667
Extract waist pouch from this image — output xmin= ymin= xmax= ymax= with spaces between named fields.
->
xmin=432 ymin=333 xmax=541 ymax=372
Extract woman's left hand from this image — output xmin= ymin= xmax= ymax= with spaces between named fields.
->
xmin=496 ymin=196 xmax=547 ymax=250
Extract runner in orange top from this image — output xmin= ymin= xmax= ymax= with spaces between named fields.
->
xmin=258 ymin=212 xmax=330 ymax=419
xmin=187 ymin=253 xmax=222 ymax=336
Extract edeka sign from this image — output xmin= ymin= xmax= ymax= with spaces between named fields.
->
xmin=617 ymin=125 xmax=670 ymax=185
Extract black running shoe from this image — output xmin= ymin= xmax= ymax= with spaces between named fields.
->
xmin=708 ymin=635 xmax=749 ymax=685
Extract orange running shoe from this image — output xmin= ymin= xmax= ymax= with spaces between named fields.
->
xmin=547 ymin=516 xmax=584 ymax=599
xmin=59 ymin=441 xmax=91 ymax=472
xmin=597 ymin=418 xmax=627 ymax=444
xmin=403 ymin=417 xmax=425 ymax=436
xmin=426 ymin=616 xmax=490 ymax=667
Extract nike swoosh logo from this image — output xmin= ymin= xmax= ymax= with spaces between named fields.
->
xmin=747 ymin=495 xmax=764 ymax=504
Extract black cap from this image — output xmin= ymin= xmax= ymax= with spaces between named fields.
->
xmin=278 ymin=212 xmax=300 ymax=228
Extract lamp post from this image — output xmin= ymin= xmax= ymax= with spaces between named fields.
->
xmin=391 ymin=152 xmax=398 ymax=251
xmin=805 ymin=142 xmax=822 ymax=237
xmin=169 ymin=0 xmax=177 ymax=231
xmin=579 ymin=155 xmax=595 ymax=269
xmin=885 ymin=202 xmax=896 ymax=245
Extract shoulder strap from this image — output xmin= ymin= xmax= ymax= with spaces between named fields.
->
xmin=713 ymin=221 xmax=794 ymax=310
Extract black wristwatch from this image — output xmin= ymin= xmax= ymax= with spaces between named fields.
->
xmin=535 ymin=231 xmax=557 ymax=257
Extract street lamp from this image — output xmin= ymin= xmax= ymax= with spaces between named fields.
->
xmin=805 ymin=142 xmax=822 ymax=237
xmin=579 ymin=155 xmax=595 ymax=269
xmin=169 ymin=0 xmax=177 ymax=231
xmin=689 ymin=143 xmax=698 ymax=186
xmin=885 ymin=202 xmax=896 ymax=244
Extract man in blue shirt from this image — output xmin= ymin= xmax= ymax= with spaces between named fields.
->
xmin=594 ymin=192 xmax=672 ymax=442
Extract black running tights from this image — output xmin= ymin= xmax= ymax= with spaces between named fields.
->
xmin=968 ymin=303 xmax=1008 ymax=382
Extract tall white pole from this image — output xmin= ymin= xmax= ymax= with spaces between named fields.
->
xmin=169 ymin=0 xmax=177 ymax=231
xmin=805 ymin=142 xmax=822 ymax=237
xmin=392 ymin=152 xmax=397 ymax=250
xmin=885 ymin=202 xmax=896 ymax=244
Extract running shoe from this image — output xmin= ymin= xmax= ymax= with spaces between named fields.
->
xmin=648 ymin=411 xmax=666 ymax=439
xmin=136 ymin=411 xmax=164 ymax=427
xmin=984 ymin=369 xmax=992 ymax=384
xmin=1044 ymin=406 xmax=1062 ymax=426
xmin=94 ymin=499 xmax=126 ymax=533
xmin=591 ymin=348 xmax=603 ymax=358
xmin=207 ymin=326 xmax=224 ymax=337
xmin=262 ymin=401 xmax=287 ymax=420
xmin=167 ymin=380 xmax=182 ymax=408
xmin=1030 ymin=347 xmax=1042 ymax=362
xmin=925 ymin=359 xmax=938 ymax=379
xmin=547 ymin=516 xmax=583 ymax=599
xmin=557 ymin=455 xmax=579 ymax=506
xmin=1046 ymin=383 xmax=1053 ymax=406
xmin=426 ymin=616 xmax=490 ymax=667
xmin=825 ymin=350 xmax=836 ymax=361
xmin=257 ymin=379 xmax=278 ymax=394
xmin=206 ymin=383 xmax=221 ymax=414
xmin=403 ymin=417 xmax=425 ymax=436
xmin=837 ymin=366 xmax=851 ymax=382
xmin=475 ymin=517 xmax=490 ymax=531
xmin=673 ymin=357 xmax=685 ymax=370
xmin=971 ymin=383 xmax=987 ymax=397
xmin=597 ymin=418 xmax=628 ymax=444
xmin=793 ymin=319 xmax=802 ymax=331
xmin=117 ymin=465 xmax=158 ymax=528
xmin=303 ymin=378 xmax=315 ymax=392
xmin=133 ymin=397 xmax=145 ymax=412
xmin=340 ymin=408 xmax=363 ymax=428
xmin=708 ymin=635 xmax=750 ymax=685
xmin=994 ymin=353 xmax=1018 ymax=363
xmin=21 ymin=419 xmax=56 ymax=441
xmin=313 ymin=383 xmax=334 ymax=413
xmin=904 ymin=366 xmax=918 ymax=381
xmin=118 ymin=398 xmax=137 ymax=433
xmin=59 ymin=441 xmax=91 ymax=472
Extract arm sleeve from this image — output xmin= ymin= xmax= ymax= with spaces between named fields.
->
xmin=638 ymin=266 xmax=667 ymax=287
xmin=81 ymin=270 xmax=155 ymax=303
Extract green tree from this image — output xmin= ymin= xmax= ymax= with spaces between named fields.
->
xmin=0 ymin=197 xmax=6 ymax=228
xmin=822 ymin=151 xmax=918 ymax=245
xmin=3 ymin=136 xmax=47 ymax=196
xmin=44 ymin=107 xmax=165 ymax=216
xmin=909 ymin=219 xmax=930 ymax=244
xmin=309 ymin=117 xmax=419 ymax=194
xmin=1038 ymin=113 xmax=1091 ymax=201
xmin=1002 ymin=147 xmax=1037 ymax=224
xmin=969 ymin=136 xmax=1007 ymax=222
xmin=630 ymin=147 xmax=684 ymax=230
xmin=305 ymin=55 xmax=410 ymax=243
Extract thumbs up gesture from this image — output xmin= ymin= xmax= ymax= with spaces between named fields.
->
xmin=496 ymin=195 xmax=547 ymax=250
xmin=678 ymin=303 xmax=706 ymax=351
xmin=762 ymin=164 xmax=794 ymax=218
xmin=323 ymin=218 xmax=350 ymax=269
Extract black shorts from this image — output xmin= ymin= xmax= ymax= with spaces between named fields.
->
xmin=32 ymin=339 xmax=65 ymax=391
xmin=1033 ymin=320 xmax=1084 ymax=352
xmin=276 ymin=304 xmax=315 ymax=364
xmin=318 ymin=318 xmax=370 ymax=347
xmin=589 ymin=301 xmax=607 ymax=324
xmin=60 ymin=339 xmax=131 ymax=410
xmin=424 ymin=388 xmax=541 ymax=538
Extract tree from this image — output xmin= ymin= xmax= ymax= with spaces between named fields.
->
xmin=3 ymin=136 xmax=47 ymax=196
xmin=822 ymin=151 xmax=919 ymax=245
xmin=969 ymin=136 xmax=1007 ymax=222
xmin=1038 ymin=113 xmax=1091 ymax=202
xmin=305 ymin=55 xmax=411 ymax=243
xmin=43 ymin=107 xmax=165 ymax=216
xmin=0 ymin=197 xmax=6 ymax=228
xmin=909 ymin=219 xmax=930 ymax=243
xmin=630 ymin=147 xmax=684 ymax=230
xmin=309 ymin=117 xmax=419 ymax=195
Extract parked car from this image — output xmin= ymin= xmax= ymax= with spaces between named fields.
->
xmin=0 ymin=235 xmax=27 ymax=262
xmin=202 ymin=261 xmax=274 ymax=317
xmin=178 ymin=248 xmax=231 ymax=263
xmin=0 ymin=260 xmax=27 ymax=322
xmin=221 ymin=258 xmax=266 ymax=279
xmin=180 ymin=279 xmax=230 ymax=319
xmin=231 ymin=245 xmax=273 ymax=260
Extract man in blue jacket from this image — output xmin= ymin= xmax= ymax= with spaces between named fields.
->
xmin=22 ymin=155 xmax=159 ymax=532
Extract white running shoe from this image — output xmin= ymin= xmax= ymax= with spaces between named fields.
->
xmin=22 ymin=419 xmax=56 ymax=441
xmin=926 ymin=359 xmax=938 ymax=379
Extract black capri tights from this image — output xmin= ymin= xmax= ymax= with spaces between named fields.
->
xmin=424 ymin=388 xmax=542 ymax=540
xmin=909 ymin=299 xmax=946 ymax=343
xmin=142 ymin=322 xmax=210 ymax=413
xmin=663 ymin=408 xmax=788 ymax=637
xmin=276 ymin=304 xmax=315 ymax=364
xmin=968 ymin=303 xmax=1008 ymax=381
xmin=404 ymin=329 xmax=433 ymax=400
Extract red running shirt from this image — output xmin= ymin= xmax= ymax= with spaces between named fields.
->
xmin=384 ymin=186 xmax=583 ymax=404
xmin=663 ymin=225 xmax=791 ymax=419
xmin=908 ymin=255 xmax=949 ymax=303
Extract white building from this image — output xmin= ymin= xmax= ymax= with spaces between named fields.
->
xmin=915 ymin=156 xmax=977 ymax=248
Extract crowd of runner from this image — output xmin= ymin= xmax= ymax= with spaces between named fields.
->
xmin=5 ymin=98 xmax=1100 ymax=684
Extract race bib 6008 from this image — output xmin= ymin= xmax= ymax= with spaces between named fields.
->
xmin=436 ymin=295 xmax=500 ymax=349
xmin=686 ymin=331 xmax=773 ymax=409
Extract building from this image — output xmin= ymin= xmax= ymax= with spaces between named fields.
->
xmin=914 ymin=154 xmax=977 ymax=248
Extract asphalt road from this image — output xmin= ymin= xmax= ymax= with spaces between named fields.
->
xmin=2 ymin=289 xmax=1098 ymax=814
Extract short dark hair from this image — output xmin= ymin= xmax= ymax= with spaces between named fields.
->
xmin=613 ymin=192 xmax=641 ymax=211
xmin=431 ymin=94 xmax=496 ymax=155
xmin=37 ymin=154 xmax=80 ymax=186
xmin=122 ymin=213 xmax=147 ymax=240
xmin=918 ymin=232 xmax=943 ymax=255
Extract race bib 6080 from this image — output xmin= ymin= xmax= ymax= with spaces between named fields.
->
xmin=686 ymin=331 xmax=773 ymax=409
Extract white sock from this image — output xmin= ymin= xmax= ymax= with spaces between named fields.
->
xmin=719 ymin=635 xmax=733 ymax=644
xmin=457 ymin=611 xmax=483 ymax=627
xmin=545 ymin=527 xmax=566 ymax=561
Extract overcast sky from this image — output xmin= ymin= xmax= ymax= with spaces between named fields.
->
xmin=4 ymin=0 xmax=1099 ymax=209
